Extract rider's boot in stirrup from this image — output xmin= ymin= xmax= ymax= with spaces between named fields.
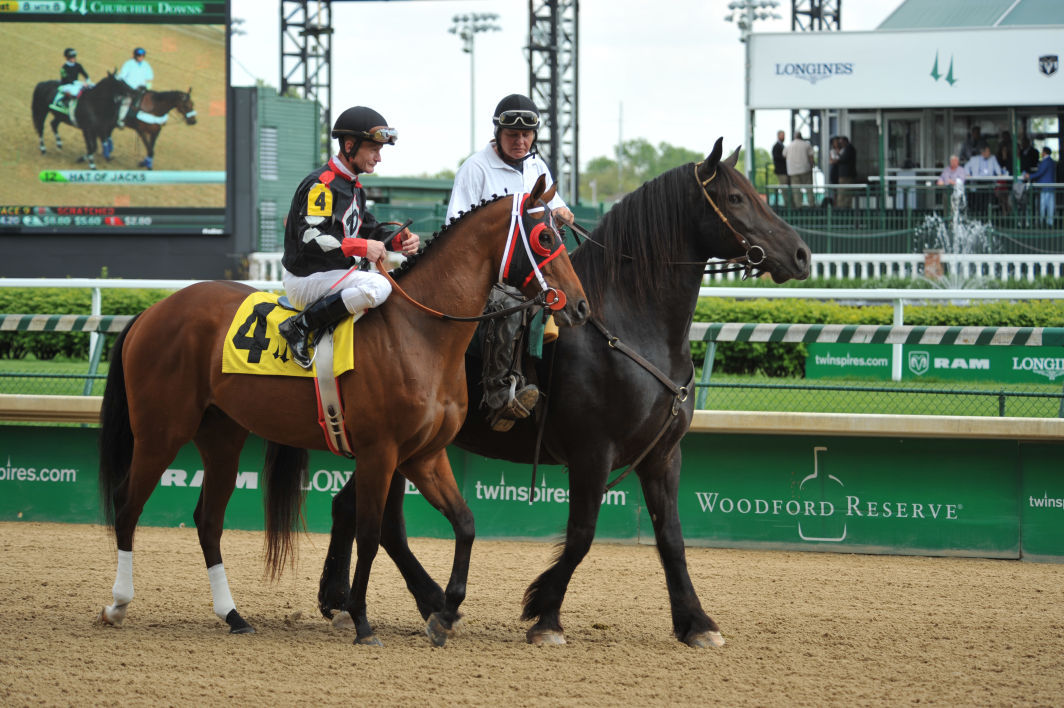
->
xmin=481 ymin=296 xmax=539 ymax=432
xmin=278 ymin=291 xmax=350 ymax=369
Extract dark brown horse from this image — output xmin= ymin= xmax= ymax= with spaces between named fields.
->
xmin=31 ymin=73 xmax=131 ymax=169
xmin=97 ymin=176 xmax=589 ymax=645
xmin=319 ymin=139 xmax=811 ymax=647
xmin=124 ymin=89 xmax=197 ymax=169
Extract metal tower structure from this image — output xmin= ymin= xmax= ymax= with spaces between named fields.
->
xmin=527 ymin=0 xmax=579 ymax=204
xmin=789 ymin=0 xmax=841 ymax=147
xmin=280 ymin=0 xmax=333 ymax=154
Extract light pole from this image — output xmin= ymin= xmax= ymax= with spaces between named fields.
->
xmin=449 ymin=13 xmax=501 ymax=156
xmin=724 ymin=0 xmax=781 ymax=180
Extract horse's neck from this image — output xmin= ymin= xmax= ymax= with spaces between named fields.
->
xmin=593 ymin=233 xmax=705 ymax=345
xmin=391 ymin=207 xmax=508 ymax=324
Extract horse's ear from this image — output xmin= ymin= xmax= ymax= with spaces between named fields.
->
xmin=698 ymin=137 xmax=725 ymax=181
xmin=723 ymin=146 xmax=741 ymax=169
xmin=542 ymin=180 xmax=557 ymax=204
xmin=529 ymin=173 xmax=547 ymax=202
xmin=188 ymin=87 xmax=192 ymax=95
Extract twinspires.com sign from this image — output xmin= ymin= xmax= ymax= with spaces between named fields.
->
xmin=2 ymin=426 xmax=1062 ymax=561
xmin=806 ymin=343 xmax=1064 ymax=383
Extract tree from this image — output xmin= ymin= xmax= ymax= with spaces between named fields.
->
xmin=579 ymin=139 xmax=702 ymax=204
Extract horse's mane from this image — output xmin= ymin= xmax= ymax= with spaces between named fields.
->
xmin=390 ymin=192 xmax=510 ymax=280
xmin=572 ymin=163 xmax=701 ymax=306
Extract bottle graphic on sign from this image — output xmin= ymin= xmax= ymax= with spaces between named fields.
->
xmin=797 ymin=446 xmax=847 ymax=542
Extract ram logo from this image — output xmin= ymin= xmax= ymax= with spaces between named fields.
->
xmin=908 ymin=350 xmax=930 ymax=376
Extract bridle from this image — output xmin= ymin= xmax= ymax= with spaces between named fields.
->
xmin=374 ymin=193 xmax=569 ymax=322
xmin=567 ymin=159 xmax=767 ymax=279
xmin=693 ymin=160 xmax=766 ymax=276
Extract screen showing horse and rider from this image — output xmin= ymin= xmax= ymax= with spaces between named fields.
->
xmin=0 ymin=5 xmax=227 ymax=234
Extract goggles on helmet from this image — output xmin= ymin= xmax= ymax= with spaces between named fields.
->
xmin=360 ymin=127 xmax=398 ymax=145
xmin=496 ymin=110 xmax=539 ymax=129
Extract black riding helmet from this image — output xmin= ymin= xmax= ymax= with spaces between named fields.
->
xmin=332 ymin=106 xmax=397 ymax=164
xmin=492 ymin=94 xmax=540 ymax=154
xmin=64 ymin=48 xmax=77 ymax=60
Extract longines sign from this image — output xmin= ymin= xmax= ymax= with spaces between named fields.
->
xmin=749 ymin=27 xmax=1062 ymax=109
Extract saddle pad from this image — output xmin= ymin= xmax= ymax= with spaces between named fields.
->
xmin=222 ymin=292 xmax=355 ymax=377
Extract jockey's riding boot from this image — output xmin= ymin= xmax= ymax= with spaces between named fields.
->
xmin=480 ymin=287 xmax=539 ymax=432
xmin=278 ymin=291 xmax=351 ymax=369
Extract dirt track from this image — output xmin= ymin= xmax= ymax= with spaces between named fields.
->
xmin=0 ymin=23 xmax=226 ymax=208
xmin=1 ymin=521 xmax=1063 ymax=706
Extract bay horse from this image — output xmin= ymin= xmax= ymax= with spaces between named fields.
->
xmin=319 ymin=138 xmax=811 ymax=647
xmin=97 ymin=176 xmax=589 ymax=645
xmin=31 ymin=73 xmax=131 ymax=170
xmin=125 ymin=89 xmax=197 ymax=170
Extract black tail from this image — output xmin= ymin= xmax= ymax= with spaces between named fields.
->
xmin=98 ymin=314 xmax=140 ymax=528
xmin=31 ymin=81 xmax=57 ymax=139
xmin=262 ymin=440 xmax=309 ymax=580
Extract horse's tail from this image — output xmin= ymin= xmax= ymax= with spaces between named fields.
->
xmin=31 ymin=81 xmax=56 ymax=137
xmin=98 ymin=313 xmax=140 ymax=529
xmin=262 ymin=441 xmax=309 ymax=580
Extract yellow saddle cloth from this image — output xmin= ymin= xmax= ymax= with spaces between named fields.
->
xmin=222 ymin=292 xmax=355 ymax=377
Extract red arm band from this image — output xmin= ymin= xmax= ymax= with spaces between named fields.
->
xmin=341 ymin=238 xmax=368 ymax=258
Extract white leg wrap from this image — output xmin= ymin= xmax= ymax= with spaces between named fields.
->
xmin=207 ymin=563 xmax=237 ymax=620
xmin=111 ymin=550 xmax=134 ymax=607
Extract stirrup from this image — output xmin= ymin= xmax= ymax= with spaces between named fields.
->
xmin=489 ymin=379 xmax=539 ymax=432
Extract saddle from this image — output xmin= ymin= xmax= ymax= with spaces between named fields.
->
xmin=222 ymin=292 xmax=361 ymax=457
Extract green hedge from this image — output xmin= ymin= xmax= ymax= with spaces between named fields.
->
xmin=0 ymin=287 xmax=173 ymax=360
xmin=3 ymin=287 xmax=1063 ymax=376
xmin=694 ymin=298 xmax=1064 ymax=377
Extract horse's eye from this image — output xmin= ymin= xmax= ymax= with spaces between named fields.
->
xmin=539 ymin=229 xmax=554 ymax=250
xmin=728 ymin=193 xmax=742 ymax=205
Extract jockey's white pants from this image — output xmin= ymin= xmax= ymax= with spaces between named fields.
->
xmin=282 ymin=267 xmax=392 ymax=314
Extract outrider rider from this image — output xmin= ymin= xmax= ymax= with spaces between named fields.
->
xmin=446 ymin=94 xmax=574 ymax=431
xmin=278 ymin=106 xmax=420 ymax=369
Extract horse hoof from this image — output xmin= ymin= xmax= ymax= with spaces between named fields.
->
xmin=225 ymin=609 xmax=255 ymax=634
xmin=97 ymin=604 xmax=126 ymax=627
xmin=684 ymin=630 xmax=725 ymax=648
xmin=354 ymin=634 xmax=383 ymax=647
xmin=331 ymin=611 xmax=355 ymax=630
xmin=526 ymin=628 xmax=566 ymax=645
xmin=425 ymin=612 xmax=453 ymax=647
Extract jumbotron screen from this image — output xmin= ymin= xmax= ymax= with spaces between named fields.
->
xmin=0 ymin=0 xmax=228 ymax=235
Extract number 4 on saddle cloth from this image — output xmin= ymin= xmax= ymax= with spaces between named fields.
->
xmin=222 ymin=292 xmax=360 ymax=457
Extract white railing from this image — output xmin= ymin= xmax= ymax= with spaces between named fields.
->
xmin=250 ymin=251 xmax=1064 ymax=284
xmin=805 ymin=253 xmax=1064 ymax=282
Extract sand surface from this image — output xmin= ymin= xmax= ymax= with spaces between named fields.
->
xmin=1 ymin=521 xmax=1063 ymax=706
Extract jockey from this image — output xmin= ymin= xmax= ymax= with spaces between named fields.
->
xmin=116 ymin=47 xmax=154 ymax=126
xmin=445 ymin=93 xmax=573 ymax=431
xmin=52 ymin=48 xmax=92 ymax=113
xmin=277 ymin=106 xmax=420 ymax=369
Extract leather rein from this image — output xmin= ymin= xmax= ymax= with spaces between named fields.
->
xmin=373 ymin=196 xmax=567 ymax=323
xmin=567 ymin=160 xmax=766 ymax=278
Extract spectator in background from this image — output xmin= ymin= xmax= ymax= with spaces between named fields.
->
xmin=783 ymin=131 xmax=815 ymax=208
xmin=771 ymin=130 xmax=789 ymax=205
xmin=959 ymin=125 xmax=985 ymax=164
xmin=1023 ymin=146 xmax=1056 ymax=227
xmin=937 ymin=154 xmax=966 ymax=186
xmin=1018 ymin=135 xmax=1040 ymax=174
xmin=826 ymin=136 xmax=840 ymax=206
xmin=994 ymin=131 xmax=1014 ymax=214
xmin=965 ymin=144 xmax=1003 ymax=214
xmin=836 ymin=136 xmax=857 ymax=208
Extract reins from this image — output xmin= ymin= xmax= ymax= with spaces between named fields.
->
xmin=372 ymin=196 xmax=567 ymax=322
xmin=589 ymin=317 xmax=694 ymax=491
xmin=565 ymin=160 xmax=766 ymax=278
